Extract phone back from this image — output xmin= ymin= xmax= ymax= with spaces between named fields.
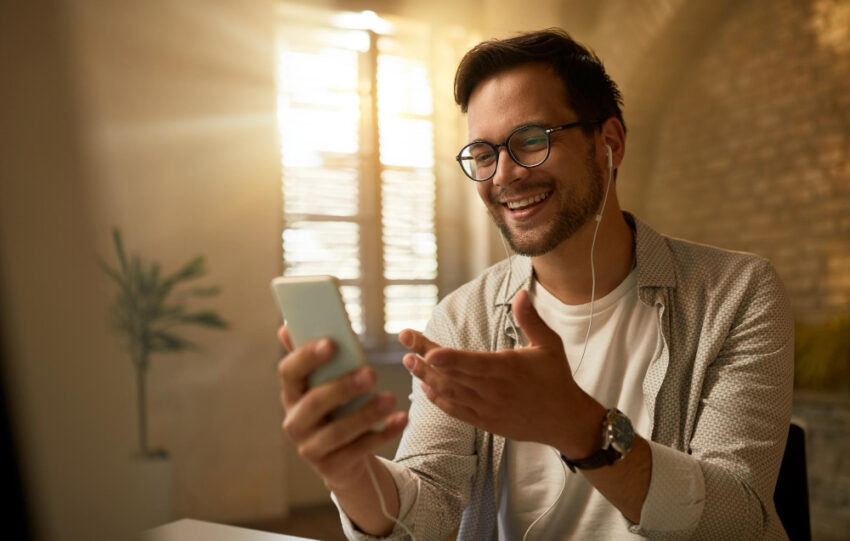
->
xmin=271 ymin=275 xmax=366 ymax=390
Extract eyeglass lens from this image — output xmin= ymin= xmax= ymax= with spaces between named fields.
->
xmin=458 ymin=125 xmax=550 ymax=181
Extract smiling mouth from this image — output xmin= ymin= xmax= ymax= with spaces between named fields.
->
xmin=503 ymin=191 xmax=551 ymax=211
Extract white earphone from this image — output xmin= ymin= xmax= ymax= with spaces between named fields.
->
xmin=597 ymin=143 xmax=612 ymax=222
xmin=520 ymin=140 xmax=617 ymax=540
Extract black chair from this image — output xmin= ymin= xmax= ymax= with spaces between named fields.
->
xmin=773 ymin=423 xmax=811 ymax=541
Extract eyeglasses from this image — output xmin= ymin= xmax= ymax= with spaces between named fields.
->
xmin=455 ymin=121 xmax=598 ymax=182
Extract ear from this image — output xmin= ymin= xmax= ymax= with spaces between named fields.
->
xmin=599 ymin=117 xmax=626 ymax=172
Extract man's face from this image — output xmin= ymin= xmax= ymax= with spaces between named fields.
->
xmin=466 ymin=63 xmax=604 ymax=257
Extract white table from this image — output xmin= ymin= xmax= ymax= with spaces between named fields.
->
xmin=144 ymin=519 xmax=319 ymax=541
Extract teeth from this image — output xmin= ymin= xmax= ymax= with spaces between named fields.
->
xmin=506 ymin=192 xmax=549 ymax=210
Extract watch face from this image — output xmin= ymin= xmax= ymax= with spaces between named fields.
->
xmin=608 ymin=412 xmax=635 ymax=455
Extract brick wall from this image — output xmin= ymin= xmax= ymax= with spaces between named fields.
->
xmin=616 ymin=1 xmax=850 ymax=539
xmin=635 ymin=0 xmax=850 ymax=324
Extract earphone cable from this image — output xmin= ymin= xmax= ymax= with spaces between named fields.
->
xmin=365 ymin=457 xmax=418 ymax=541
xmin=572 ymin=146 xmax=614 ymax=378
xmin=523 ymin=145 xmax=615 ymax=540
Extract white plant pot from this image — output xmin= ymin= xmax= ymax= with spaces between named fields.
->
xmin=133 ymin=453 xmax=173 ymax=531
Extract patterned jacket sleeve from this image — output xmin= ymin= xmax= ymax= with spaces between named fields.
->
xmin=335 ymin=304 xmax=480 ymax=541
xmin=631 ymin=258 xmax=794 ymax=540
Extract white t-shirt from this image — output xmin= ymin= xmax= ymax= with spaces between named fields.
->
xmin=497 ymin=269 xmax=661 ymax=540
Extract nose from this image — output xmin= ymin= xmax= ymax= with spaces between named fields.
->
xmin=491 ymin=146 xmax=526 ymax=189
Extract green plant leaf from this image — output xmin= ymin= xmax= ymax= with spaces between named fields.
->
xmin=99 ymin=259 xmax=124 ymax=286
xmin=173 ymin=256 xmax=206 ymax=282
xmin=112 ymin=227 xmax=129 ymax=274
xmin=148 ymin=331 xmax=196 ymax=352
xmin=145 ymin=262 xmax=160 ymax=296
xmin=180 ymin=310 xmax=228 ymax=329
xmin=157 ymin=305 xmax=185 ymax=320
xmin=187 ymin=286 xmax=221 ymax=297
xmin=157 ymin=256 xmax=205 ymax=300
xmin=128 ymin=255 xmax=144 ymax=314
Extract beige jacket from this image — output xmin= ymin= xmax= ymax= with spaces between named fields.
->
xmin=337 ymin=213 xmax=793 ymax=540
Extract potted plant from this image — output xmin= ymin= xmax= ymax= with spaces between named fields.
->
xmin=101 ymin=228 xmax=228 ymax=526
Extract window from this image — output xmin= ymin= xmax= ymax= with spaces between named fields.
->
xmin=276 ymin=5 xmax=439 ymax=351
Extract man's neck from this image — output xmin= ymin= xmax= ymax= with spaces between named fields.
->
xmin=531 ymin=208 xmax=634 ymax=306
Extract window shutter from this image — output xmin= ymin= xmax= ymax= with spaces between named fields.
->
xmin=277 ymin=10 xmax=438 ymax=342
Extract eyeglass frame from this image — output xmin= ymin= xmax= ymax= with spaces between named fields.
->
xmin=455 ymin=120 xmax=602 ymax=182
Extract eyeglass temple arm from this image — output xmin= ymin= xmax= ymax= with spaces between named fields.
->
xmin=545 ymin=120 xmax=602 ymax=135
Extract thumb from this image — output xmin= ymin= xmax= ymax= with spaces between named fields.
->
xmin=512 ymin=289 xmax=561 ymax=350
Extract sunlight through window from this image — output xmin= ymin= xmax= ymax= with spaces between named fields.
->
xmin=277 ymin=6 xmax=438 ymax=344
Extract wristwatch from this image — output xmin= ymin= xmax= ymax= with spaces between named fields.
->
xmin=561 ymin=408 xmax=635 ymax=473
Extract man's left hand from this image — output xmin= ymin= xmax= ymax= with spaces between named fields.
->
xmin=399 ymin=289 xmax=604 ymax=457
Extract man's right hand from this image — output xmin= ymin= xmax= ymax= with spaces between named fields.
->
xmin=276 ymin=324 xmax=408 ymax=494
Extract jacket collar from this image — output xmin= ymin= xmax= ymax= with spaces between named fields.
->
xmin=495 ymin=211 xmax=677 ymax=308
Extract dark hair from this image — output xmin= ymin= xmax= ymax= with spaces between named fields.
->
xmin=454 ymin=28 xmax=626 ymax=135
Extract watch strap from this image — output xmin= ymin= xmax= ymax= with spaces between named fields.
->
xmin=560 ymin=447 xmax=621 ymax=473
xmin=559 ymin=408 xmax=631 ymax=473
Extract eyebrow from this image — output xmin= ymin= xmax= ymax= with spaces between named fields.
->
xmin=467 ymin=118 xmax=555 ymax=145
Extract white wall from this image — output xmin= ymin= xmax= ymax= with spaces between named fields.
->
xmin=1 ymin=0 xmax=288 ymax=537
xmin=0 ymin=1 xmax=142 ymax=539
xmin=1 ymin=1 xmax=603 ymax=535
xmin=64 ymin=0 xmax=288 ymax=524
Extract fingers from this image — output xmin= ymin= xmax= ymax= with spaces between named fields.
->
xmin=275 ymin=328 xmax=411 ymax=492
xmin=283 ymin=366 xmax=376 ymax=440
xmin=296 ymin=392 xmax=398 ymax=462
xmin=511 ymin=289 xmax=561 ymax=350
xmin=398 ymin=329 xmax=441 ymax=357
xmin=277 ymin=338 xmax=335 ymax=409
xmin=277 ymin=325 xmax=294 ymax=352
xmin=403 ymin=353 xmax=484 ymax=406
xmin=403 ymin=343 xmax=488 ymax=377
xmin=313 ymin=411 xmax=408 ymax=480
xmin=399 ymin=329 xmax=487 ymax=376
xmin=425 ymin=347 xmax=488 ymax=375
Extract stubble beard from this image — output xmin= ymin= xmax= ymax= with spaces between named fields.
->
xmin=489 ymin=149 xmax=605 ymax=257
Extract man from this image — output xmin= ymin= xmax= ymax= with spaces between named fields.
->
xmin=277 ymin=29 xmax=793 ymax=540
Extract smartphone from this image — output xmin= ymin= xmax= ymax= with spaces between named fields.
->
xmin=271 ymin=275 xmax=373 ymax=421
